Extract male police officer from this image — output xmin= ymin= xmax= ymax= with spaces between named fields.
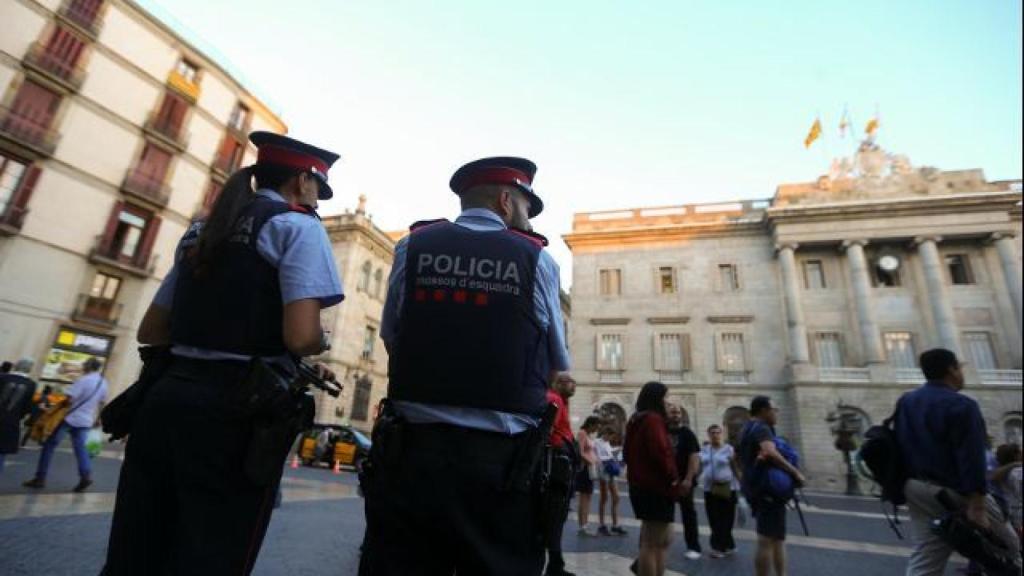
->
xmin=360 ymin=157 xmax=570 ymax=575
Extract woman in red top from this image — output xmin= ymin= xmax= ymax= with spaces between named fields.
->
xmin=624 ymin=381 xmax=678 ymax=576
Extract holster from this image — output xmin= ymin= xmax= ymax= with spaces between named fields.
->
xmin=239 ymin=359 xmax=315 ymax=486
xmin=361 ymin=399 xmax=404 ymax=495
xmin=100 ymin=346 xmax=173 ymax=440
xmin=504 ymin=402 xmax=559 ymax=494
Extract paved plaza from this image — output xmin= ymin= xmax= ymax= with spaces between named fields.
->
xmin=0 ymin=444 xmax=970 ymax=576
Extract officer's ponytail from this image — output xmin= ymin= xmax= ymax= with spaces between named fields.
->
xmin=191 ymin=165 xmax=257 ymax=274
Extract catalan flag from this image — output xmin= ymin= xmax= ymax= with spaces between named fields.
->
xmin=804 ymin=117 xmax=822 ymax=149
xmin=839 ymin=108 xmax=850 ymax=138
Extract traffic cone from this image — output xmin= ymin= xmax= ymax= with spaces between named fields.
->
xmin=290 ymin=454 xmax=299 ymax=469
xmin=332 ymin=460 xmax=341 ymax=475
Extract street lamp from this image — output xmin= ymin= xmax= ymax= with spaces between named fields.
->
xmin=827 ymin=404 xmax=864 ymax=496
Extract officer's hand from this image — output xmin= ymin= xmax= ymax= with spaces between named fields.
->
xmin=313 ymin=363 xmax=337 ymax=384
xmin=966 ymin=499 xmax=991 ymax=530
xmin=680 ymin=478 xmax=693 ymax=496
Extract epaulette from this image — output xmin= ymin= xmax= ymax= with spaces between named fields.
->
xmin=508 ymin=226 xmax=549 ymax=247
xmin=409 ymin=218 xmax=449 ymax=232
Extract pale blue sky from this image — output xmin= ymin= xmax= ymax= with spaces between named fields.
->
xmin=143 ymin=0 xmax=1023 ymax=286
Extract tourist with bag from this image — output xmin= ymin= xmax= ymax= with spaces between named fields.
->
xmin=23 ymin=357 xmax=107 ymax=492
xmin=700 ymin=423 xmax=741 ymax=558
xmin=595 ymin=426 xmax=627 ymax=536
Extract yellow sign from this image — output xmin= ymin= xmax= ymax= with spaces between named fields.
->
xmin=57 ymin=330 xmax=75 ymax=346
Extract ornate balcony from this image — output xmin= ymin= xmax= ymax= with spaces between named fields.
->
xmin=120 ymin=171 xmax=171 ymax=207
xmin=22 ymin=43 xmax=86 ymax=93
xmin=143 ymin=117 xmax=189 ymax=153
xmin=71 ymin=293 xmax=122 ymax=328
xmin=0 ymin=106 xmax=59 ymax=159
xmin=978 ymin=369 xmax=1023 ymax=386
xmin=58 ymin=0 xmax=104 ymax=40
xmin=88 ymin=235 xmax=156 ymax=278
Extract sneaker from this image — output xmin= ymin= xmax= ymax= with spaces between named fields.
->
xmin=724 ymin=548 xmax=737 ymax=556
xmin=577 ymin=527 xmax=594 ymax=537
xmin=610 ymin=525 xmax=628 ymax=536
xmin=22 ymin=478 xmax=44 ymax=489
xmin=72 ymin=478 xmax=93 ymax=493
xmin=709 ymin=550 xmax=725 ymax=559
xmin=597 ymin=525 xmax=611 ymax=536
xmin=684 ymin=550 xmax=702 ymax=560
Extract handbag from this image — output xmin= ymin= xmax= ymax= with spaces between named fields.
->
xmin=710 ymin=481 xmax=733 ymax=499
xmin=29 ymin=403 xmax=70 ymax=443
xmin=603 ymin=459 xmax=622 ymax=478
xmin=29 ymin=373 xmax=105 ymax=443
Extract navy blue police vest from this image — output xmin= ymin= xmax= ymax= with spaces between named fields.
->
xmin=388 ymin=220 xmax=551 ymax=416
xmin=170 ymin=196 xmax=309 ymax=356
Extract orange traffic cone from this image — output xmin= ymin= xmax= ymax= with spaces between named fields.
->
xmin=290 ymin=454 xmax=300 ymax=469
xmin=332 ymin=460 xmax=341 ymax=475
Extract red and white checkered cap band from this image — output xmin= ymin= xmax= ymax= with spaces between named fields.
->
xmin=456 ymin=167 xmax=532 ymax=193
xmin=257 ymin=145 xmax=329 ymax=179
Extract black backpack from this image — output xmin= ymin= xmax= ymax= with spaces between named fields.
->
xmin=859 ymin=407 xmax=908 ymax=537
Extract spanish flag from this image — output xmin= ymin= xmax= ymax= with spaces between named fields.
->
xmin=804 ymin=118 xmax=822 ymax=149
xmin=865 ymin=117 xmax=879 ymax=137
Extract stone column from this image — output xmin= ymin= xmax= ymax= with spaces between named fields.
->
xmin=776 ymin=243 xmax=810 ymax=364
xmin=991 ymin=233 xmax=1023 ymax=332
xmin=842 ymin=240 xmax=885 ymax=364
xmin=914 ymin=236 xmax=960 ymax=356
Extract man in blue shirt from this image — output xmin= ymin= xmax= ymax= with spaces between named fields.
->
xmin=895 ymin=348 xmax=1021 ymax=575
xmin=361 ymin=157 xmax=570 ymax=576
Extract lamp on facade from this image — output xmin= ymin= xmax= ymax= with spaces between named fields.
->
xmin=826 ymin=403 xmax=865 ymax=496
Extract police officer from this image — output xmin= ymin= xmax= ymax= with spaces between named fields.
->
xmin=101 ymin=132 xmax=345 ymax=575
xmin=360 ymin=157 xmax=571 ymax=575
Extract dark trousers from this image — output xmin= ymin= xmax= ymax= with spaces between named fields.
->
xmin=102 ymin=360 xmax=279 ymax=576
xmin=677 ymin=489 xmax=702 ymax=552
xmin=544 ymin=447 xmax=575 ymax=575
xmin=360 ymin=423 xmax=545 ymax=576
xmin=704 ymin=490 xmax=737 ymax=552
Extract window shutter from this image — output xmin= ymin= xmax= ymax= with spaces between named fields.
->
xmin=99 ymin=200 xmax=123 ymax=252
xmin=136 ymin=215 xmax=161 ymax=267
xmin=10 ymin=164 xmax=41 ymax=210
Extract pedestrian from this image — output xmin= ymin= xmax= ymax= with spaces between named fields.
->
xmin=0 ymin=358 xmax=37 ymax=474
xmin=1 ymin=360 xmax=11 ymax=373
xmin=894 ymin=348 xmax=1021 ymax=575
xmin=624 ymin=382 xmax=679 ymax=576
xmin=739 ymin=395 xmax=805 ymax=576
xmin=359 ymin=156 xmax=570 ymax=575
xmin=595 ymin=426 xmax=627 ymax=536
xmin=22 ymin=357 xmax=106 ymax=491
xmin=100 ymin=131 xmax=345 ymax=576
xmin=544 ymin=372 xmax=578 ymax=576
xmin=700 ymin=423 xmax=741 ymax=558
xmin=992 ymin=443 xmax=1022 ymax=538
xmin=576 ymin=415 xmax=601 ymax=535
xmin=665 ymin=402 xmax=702 ymax=560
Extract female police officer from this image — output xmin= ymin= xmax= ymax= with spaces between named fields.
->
xmin=101 ymin=132 xmax=345 ymax=575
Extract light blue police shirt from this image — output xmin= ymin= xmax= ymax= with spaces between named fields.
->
xmin=380 ymin=208 xmax=571 ymax=435
xmin=152 ymin=189 xmax=344 ymax=361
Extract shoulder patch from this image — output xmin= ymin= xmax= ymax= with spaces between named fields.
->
xmin=409 ymin=218 xmax=449 ymax=233
xmin=507 ymin=227 xmax=548 ymax=248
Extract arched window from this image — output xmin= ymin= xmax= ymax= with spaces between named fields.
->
xmin=373 ymin=268 xmax=384 ymax=298
xmin=358 ymin=261 xmax=372 ymax=292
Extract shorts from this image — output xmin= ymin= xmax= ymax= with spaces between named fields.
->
xmin=753 ymin=500 xmax=787 ymax=541
xmin=629 ymin=485 xmax=675 ymax=523
xmin=575 ymin=467 xmax=594 ymax=494
xmin=597 ymin=461 xmax=619 ymax=483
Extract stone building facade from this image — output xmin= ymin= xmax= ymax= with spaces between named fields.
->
xmin=563 ymin=146 xmax=1023 ymax=491
xmin=0 ymin=0 xmax=285 ymax=395
xmin=316 ymin=196 xmax=395 ymax=433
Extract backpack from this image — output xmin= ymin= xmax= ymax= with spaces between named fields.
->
xmin=857 ymin=407 xmax=908 ymax=537
xmin=742 ymin=421 xmax=800 ymax=503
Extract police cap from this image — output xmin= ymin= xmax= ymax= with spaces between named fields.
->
xmin=449 ymin=156 xmax=543 ymax=218
xmin=250 ymin=131 xmax=340 ymax=200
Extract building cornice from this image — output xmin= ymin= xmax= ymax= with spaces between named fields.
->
xmin=322 ymin=215 xmax=396 ymax=257
xmin=563 ymin=220 xmax=766 ymax=251
xmin=766 ymin=191 xmax=1022 ymax=224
